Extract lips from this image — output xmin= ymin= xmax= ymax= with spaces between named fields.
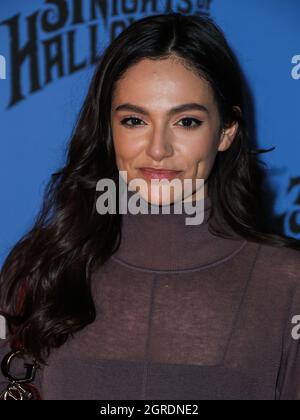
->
xmin=139 ymin=168 xmax=182 ymax=181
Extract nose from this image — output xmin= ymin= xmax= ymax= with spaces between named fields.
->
xmin=145 ymin=124 xmax=174 ymax=161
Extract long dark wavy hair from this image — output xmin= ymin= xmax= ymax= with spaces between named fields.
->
xmin=1 ymin=12 xmax=300 ymax=364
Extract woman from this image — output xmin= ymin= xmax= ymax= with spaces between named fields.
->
xmin=1 ymin=12 xmax=300 ymax=401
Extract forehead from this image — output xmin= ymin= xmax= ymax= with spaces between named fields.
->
xmin=112 ymin=57 xmax=215 ymax=107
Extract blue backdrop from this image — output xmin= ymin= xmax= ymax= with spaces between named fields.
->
xmin=1 ymin=0 xmax=300 ymax=267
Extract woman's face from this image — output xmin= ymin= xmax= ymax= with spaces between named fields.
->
xmin=110 ymin=56 xmax=238 ymax=206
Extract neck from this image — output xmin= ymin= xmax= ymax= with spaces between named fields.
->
xmin=111 ymin=188 xmax=247 ymax=273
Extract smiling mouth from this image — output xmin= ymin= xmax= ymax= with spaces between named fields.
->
xmin=139 ymin=168 xmax=183 ymax=180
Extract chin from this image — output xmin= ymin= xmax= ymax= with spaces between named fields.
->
xmin=138 ymin=186 xmax=183 ymax=208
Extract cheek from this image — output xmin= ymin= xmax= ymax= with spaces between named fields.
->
xmin=182 ymin=137 xmax=214 ymax=165
xmin=182 ymin=134 xmax=219 ymax=177
xmin=112 ymin=125 xmax=134 ymax=157
xmin=195 ymin=153 xmax=217 ymax=175
xmin=112 ymin=126 xmax=143 ymax=172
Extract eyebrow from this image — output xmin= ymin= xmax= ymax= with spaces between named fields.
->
xmin=114 ymin=102 xmax=210 ymax=116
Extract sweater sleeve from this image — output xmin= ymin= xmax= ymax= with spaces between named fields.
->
xmin=276 ymin=280 xmax=300 ymax=400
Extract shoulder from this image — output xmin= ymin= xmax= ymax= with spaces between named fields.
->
xmin=253 ymin=242 xmax=300 ymax=292
xmin=257 ymin=243 xmax=300 ymax=271
xmin=257 ymin=242 xmax=300 ymax=265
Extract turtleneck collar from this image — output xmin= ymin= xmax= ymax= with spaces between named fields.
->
xmin=111 ymin=189 xmax=248 ymax=273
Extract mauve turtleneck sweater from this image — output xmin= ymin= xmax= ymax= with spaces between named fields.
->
xmin=1 ymin=191 xmax=300 ymax=400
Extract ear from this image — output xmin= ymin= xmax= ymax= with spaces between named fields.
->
xmin=218 ymin=106 xmax=241 ymax=152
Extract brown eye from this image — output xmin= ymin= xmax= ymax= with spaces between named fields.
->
xmin=177 ymin=118 xmax=203 ymax=130
xmin=120 ymin=117 xmax=145 ymax=128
